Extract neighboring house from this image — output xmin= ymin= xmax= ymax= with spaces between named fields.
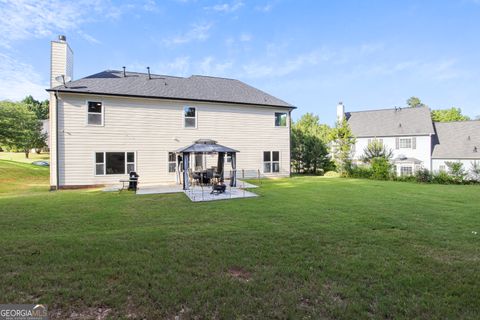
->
xmin=47 ymin=36 xmax=295 ymax=189
xmin=431 ymin=121 xmax=480 ymax=179
xmin=337 ymin=103 xmax=480 ymax=176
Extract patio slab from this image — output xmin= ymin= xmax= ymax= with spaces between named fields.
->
xmin=136 ymin=184 xmax=183 ymax=195
xmin=184 ymin=186 xmax=258 ymax=202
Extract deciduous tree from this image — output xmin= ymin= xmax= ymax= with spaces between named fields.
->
xmin=0 ymin=101 xmax=47 ymax=158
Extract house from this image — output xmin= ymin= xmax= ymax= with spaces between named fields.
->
xmin=337 ymin=103 xmax=480 ymax=177
xmin=431 ymin=121 xmax=480 ymax=177
xmin=46 ymin=36 xmax=295 ymax=190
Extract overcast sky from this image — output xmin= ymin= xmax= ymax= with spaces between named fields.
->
xmin=1 ymin=0 xmax=479 ymax=124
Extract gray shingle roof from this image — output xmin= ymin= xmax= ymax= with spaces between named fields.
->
xmin=432 ymin=121 xmax=480 ymax=159
xmin=47 ymin=70 xmax=294 ymax=108
xmin=346 ymin=107 xmax=435 ymax=137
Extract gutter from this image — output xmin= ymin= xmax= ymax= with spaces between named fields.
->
xmin=45 ymin=89 xmax=297 ymax=110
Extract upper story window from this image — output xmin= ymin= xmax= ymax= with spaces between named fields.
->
xmin=275 ymin=112 xmax=287 ymax=127
xmin=184 ymin=107 xmax=197 ymax=128
xmin=399 ymin=138 xmax=412 ymax=149
xmin=87 ymin=101 xmax=103 ymax=126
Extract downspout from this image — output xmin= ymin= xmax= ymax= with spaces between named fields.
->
xmin=54 ymin=91 xmax=60 ymax=190
xmin=289 ymin=109 xmax=292 ymax=177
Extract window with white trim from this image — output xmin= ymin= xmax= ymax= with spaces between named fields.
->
xmin=168 ymin=152 xmax=176 ymax=173
xmin=399 ymin=138 xmax=412 ymax=149
xmin=275 ymin=112 xmax=287 ymax=127
xmin=439 ymin=165 xmax=446 ymax=172
xmin=400 ymin=166 xmax=413 ymax=176
xmin=263 ymin=151 xmax=280 ymax=173
xmin=184 ymin=107 xmax=196 ymax=128
xmin=87 ymin=101 xmax=103 ymax=125
xmin=95 ymin=152 xmax=135 ymax=175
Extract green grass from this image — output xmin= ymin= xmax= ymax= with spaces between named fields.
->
xmin=0 ymin=151 xmax=50 ymax=163
xmin=0 ymin=160 xmax=479 ymax=319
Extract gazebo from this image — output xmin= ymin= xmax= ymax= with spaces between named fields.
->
xmin=176 ymin=139 xmax=239 ymax=190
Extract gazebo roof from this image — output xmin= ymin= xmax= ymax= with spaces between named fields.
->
xmin=176 ymin=139 xmax=239 ymax=153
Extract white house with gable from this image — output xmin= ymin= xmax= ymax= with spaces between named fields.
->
xmin=337 ymin=103 xmax=480 ymax=177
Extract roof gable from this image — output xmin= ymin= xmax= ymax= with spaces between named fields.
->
xmin=432 ymin=121 xmax=480 ymax=159
xmin=346 ymin=107 xmax=435 ymax=137
xmin=47 ymin=70 xmax=294 ymax=108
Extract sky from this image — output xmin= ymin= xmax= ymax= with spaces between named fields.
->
xmin=1 ymin=0 xmax=480 ymax=125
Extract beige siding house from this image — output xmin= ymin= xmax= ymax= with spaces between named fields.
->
xmin=47 ymin=36 xmax=295 ymax=189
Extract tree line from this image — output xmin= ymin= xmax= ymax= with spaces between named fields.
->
xmin=0 ymin=96 xmax=49 ymax=158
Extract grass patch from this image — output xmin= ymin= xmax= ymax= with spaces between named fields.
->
xmin=0 ymin=160 xmax=479 ymax=319
xmin=0 ymin=151 xmax=50 ymax=163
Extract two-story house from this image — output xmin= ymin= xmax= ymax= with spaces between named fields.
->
xmin=47 ymin=36 xmax=295 ymax=190
xmin=338 ymin=103 xmax=480 ymax=177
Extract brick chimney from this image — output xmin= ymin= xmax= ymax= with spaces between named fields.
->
xmin=50 ymin=35 xmax=73 ymax=88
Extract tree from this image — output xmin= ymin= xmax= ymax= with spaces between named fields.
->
xmin=22 ymin=95 xmax=49 ymax=120
xmin=470 ymin=161 xmax=480 ymax=181
xmin=329 ymin=119 xmax=356 ymax=175
xmin=0 ymin=101 xmax=47 ymax=158
xmin=431 ymin=107 xmax=470 ymax=122
xmin=291 ymin=113 xmax=332 ymax=174
xmin=360 ymin=140 xmax=393 ymax=163
xmin=407 ymin=97 xmax=427 ymax=108
xmin=445 ymin=161 xmax=466 ymax=182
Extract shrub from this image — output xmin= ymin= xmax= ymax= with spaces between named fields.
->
xmin=324 ymin=171 xmax=340 ymax=177
xmin=415 ymin=168 xmax=432 ymax=183
xmin=432 ymin=171 xmax=454 ymax=184
xmin=445 ymin=161 xmax=466 ymax=183
xmin=348 ymin=165 xmax=372 ymax=179
xmin=370 ymin=158 xmax=393 ymax=180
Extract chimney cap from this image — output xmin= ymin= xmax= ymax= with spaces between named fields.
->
xmin=58 ymin=35 xmax=67 ymax=41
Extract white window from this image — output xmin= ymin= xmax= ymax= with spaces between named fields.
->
xmin=95 ymin=152 xmax=135 ymax=175
xmin=184 ymin=107 xmax=196 ymax=128
xmin=400 ymin=166 xmax=413 ymax=176
xmin=87 ymin=101 xmax=103 ymax=125
xmin=275 ymin=112 xmax=287 ymax=127
xmin=168 ymin=152 xmax=176 ymax=173
xmin=399 ymin=138 xmax=412 ymax=149
xmin=439 ymin=165 xmax=446 ymax=172
xmin=263 ymin=151 xmax=280 ymax=173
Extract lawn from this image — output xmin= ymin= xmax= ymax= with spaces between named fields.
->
xmin=0 ymin=160 xmax=479 ymax=319
xmin=0 ymin=151 xmax=50 ymax=163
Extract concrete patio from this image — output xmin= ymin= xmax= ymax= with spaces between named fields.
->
xmin=183 ymin=185 xmax=258 ymax=202
xmin=103 ymin=180 xmax=259 ymax=202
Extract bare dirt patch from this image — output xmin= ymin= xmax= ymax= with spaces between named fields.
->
xmin=227 ymin=266 xmax=252 ymax=282
xmin=51 ymin=307 xmax=112 ymax=320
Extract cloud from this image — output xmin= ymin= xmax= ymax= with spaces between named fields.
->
xmin=205 ymin=1 xmax=244 ymax=13
xmin=0 ymin=0 xmax=124 ymax=48
xmin=199 ymin=57 xmax=233 ymax=75
xmin=77 ymin=30 xmax=101 ymax=44
xmin=242 ymin=48 xmax=334 ymax=78
xmin=163 ymin=23 xmax=213 ymax=46
xmin=239 ymin=33 xmax=252 ymax=42
xmin=0 ymin=53 xmax=48 ymax=101
xmin=255 ymin=3 xmax=273 ymax=12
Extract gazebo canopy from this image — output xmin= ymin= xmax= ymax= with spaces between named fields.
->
xmin=176 ymin=139 xmax=239 ymax=154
